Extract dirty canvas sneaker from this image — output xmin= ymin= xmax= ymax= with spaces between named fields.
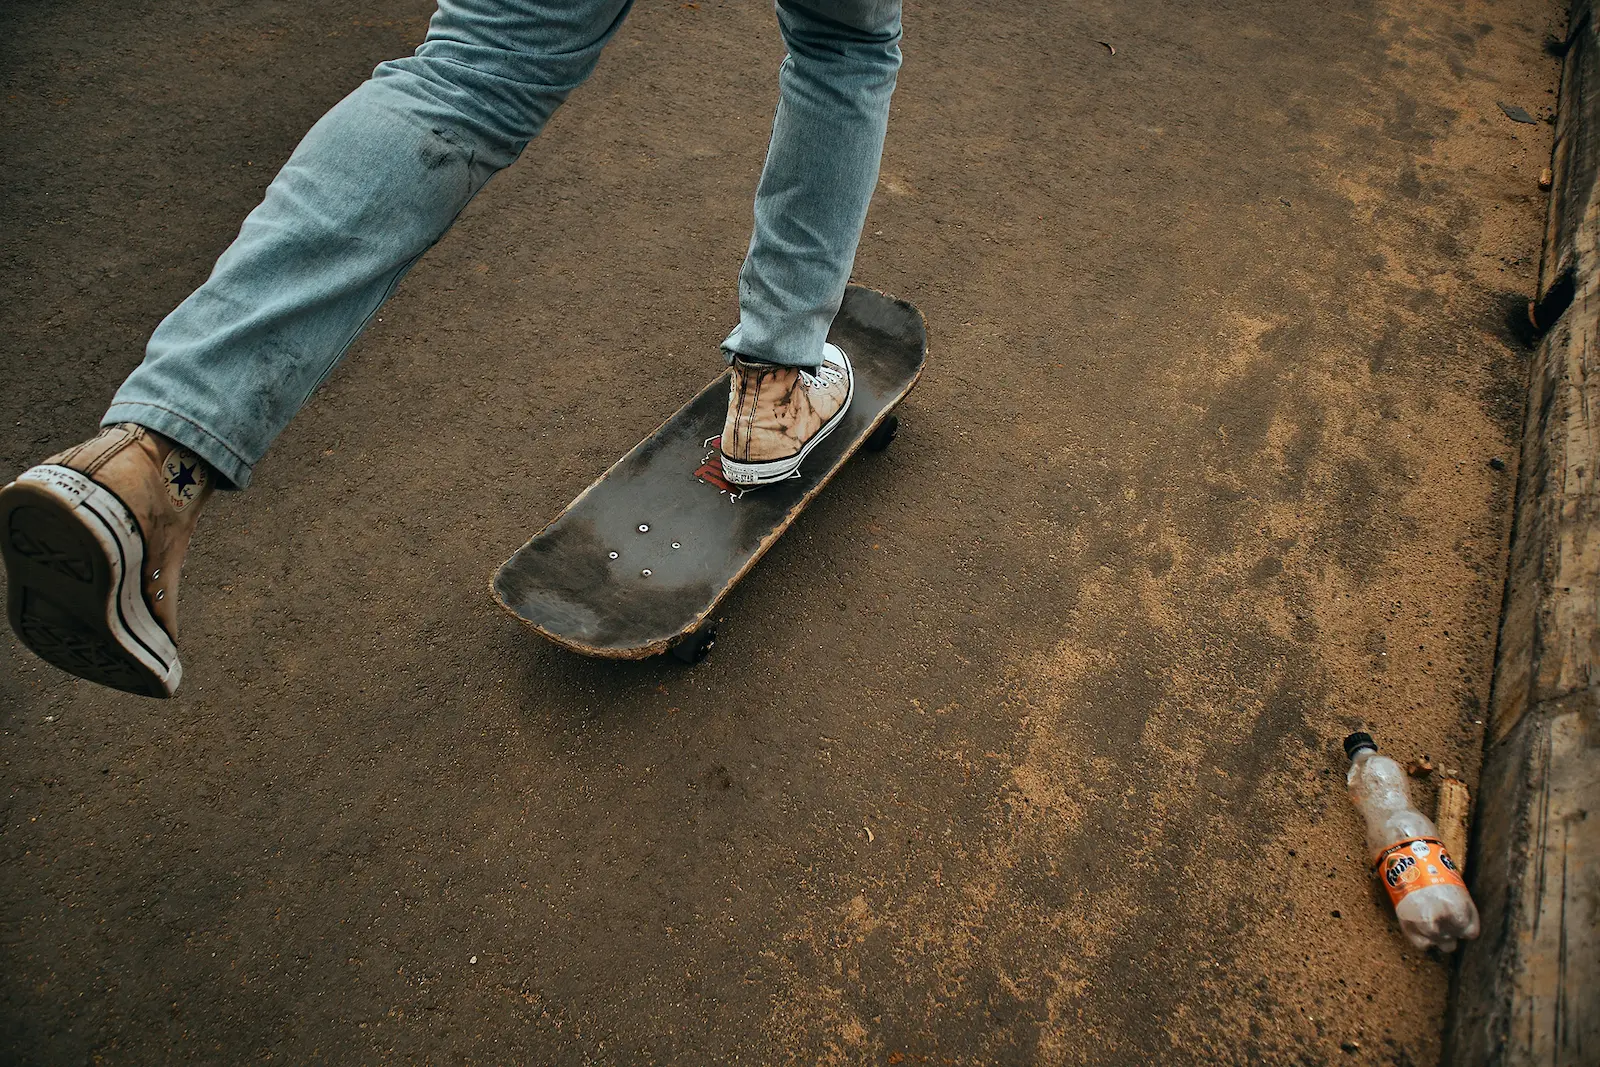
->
xmin=0 ymin=423 xmax=212 ymax=697
xmin=719 ymin=343 xmax=854 ymax=486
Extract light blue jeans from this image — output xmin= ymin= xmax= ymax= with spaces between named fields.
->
xmin=104 ymin=0 xmax=901 ymax=488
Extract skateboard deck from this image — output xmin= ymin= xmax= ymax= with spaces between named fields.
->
xmin=492 ymin=285 xmax=927 ymax=660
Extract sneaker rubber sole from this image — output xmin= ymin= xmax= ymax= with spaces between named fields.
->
xmin=0 ymin=465 xmax=180 ymax=697
xmin=721 ymin=346 xmax=856 ymax=487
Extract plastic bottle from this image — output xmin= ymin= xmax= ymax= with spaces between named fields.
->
xmin=1344 ymin=731 xmax=1480 ymax=952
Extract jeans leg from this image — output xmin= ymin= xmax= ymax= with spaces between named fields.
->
xmin=721 ymin=0 xmax=902 ymax=369
xmin=104 ymin=0 xmax=634 ymax=488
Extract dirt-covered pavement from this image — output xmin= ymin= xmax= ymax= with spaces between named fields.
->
xmin=0 ymin=0 xmax=1566 ymax=1063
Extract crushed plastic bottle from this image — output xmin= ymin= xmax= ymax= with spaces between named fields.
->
xmin=1344 ymin=731 xmax=1480 ymax=952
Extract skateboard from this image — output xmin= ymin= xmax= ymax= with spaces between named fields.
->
xmin=491 ymin=285 xmax=927 ymax=662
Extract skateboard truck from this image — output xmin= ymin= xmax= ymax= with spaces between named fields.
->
xmin=670 ymin=620 xmax=718 ymax=664
xmin=864 ymin=414 xmax=899 ymax=452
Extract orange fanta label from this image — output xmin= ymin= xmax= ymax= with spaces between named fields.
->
xmin=1373 ymin=837 xmax=1467 ymax=906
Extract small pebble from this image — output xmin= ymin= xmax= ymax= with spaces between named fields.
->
xmin=1539 ymin=167 xmax=1553 ymax=190
xmin=469 ymin=956 xmax=477 ymax=965
xmin=1341 ymin=1039 xmax=1361 ymax=1053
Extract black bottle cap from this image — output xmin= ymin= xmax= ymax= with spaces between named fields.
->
xmin=1343 ymin=731 xmax=1377 ymax=758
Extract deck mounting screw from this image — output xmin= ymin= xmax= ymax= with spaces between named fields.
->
xmin=641 ymin=569 xmax=653 ymax=577
xmin=638 ymin=524 xmax=650 ymax=533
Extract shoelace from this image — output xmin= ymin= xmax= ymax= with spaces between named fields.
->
xmin=800 ymin=364 xmax=846 ymax=389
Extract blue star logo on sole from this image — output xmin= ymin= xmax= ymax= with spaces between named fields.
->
xmin=162 ymin=448 xmax=208 ymax=511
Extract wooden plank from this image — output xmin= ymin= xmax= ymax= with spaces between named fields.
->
xmin=1448 ymin=10 xmax=1600 ymax=1049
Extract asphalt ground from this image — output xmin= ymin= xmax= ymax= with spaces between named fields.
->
xmin=0 ymin=0 xmax=1563 ymax=1063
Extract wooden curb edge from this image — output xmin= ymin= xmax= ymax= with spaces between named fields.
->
xmin=1443 ymin=6 xmax=1600 ymax=1063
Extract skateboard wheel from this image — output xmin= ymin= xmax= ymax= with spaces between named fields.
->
xmin=670 ymin=624 xmax=717 ymax=665
xmin=864 ymin=415 xmax=899 ymax=452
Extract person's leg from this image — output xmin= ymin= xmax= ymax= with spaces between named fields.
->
xmin=106 ymin=0 xmax=634 ymax=490
xmin=2 ymin=0 xmax=632 ymax=695
xmin=721 ymin=0 xmax=902 ymax=369
xmin=718 ymin=0 xmax=901 ymax=486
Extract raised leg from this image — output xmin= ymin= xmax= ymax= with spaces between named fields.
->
xmin=104 ymin=0 xmax=634 ymax=488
